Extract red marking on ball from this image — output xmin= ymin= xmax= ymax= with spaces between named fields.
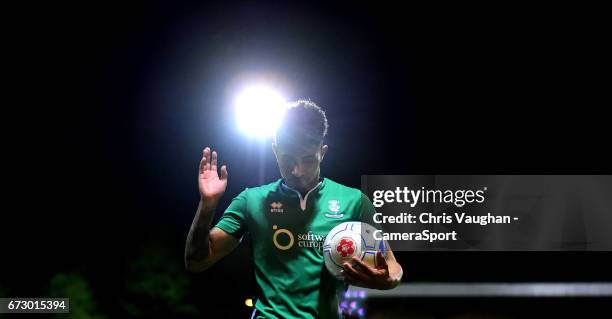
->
xmin=336 ymin=237 xmax=355 ymax=257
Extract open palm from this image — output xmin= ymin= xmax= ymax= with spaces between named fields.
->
xmin=198 ymin=147 xmax=228 ymax=202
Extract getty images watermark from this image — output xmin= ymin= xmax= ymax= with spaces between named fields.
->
xmin=361 ymin=175 xmax=612 ymax=251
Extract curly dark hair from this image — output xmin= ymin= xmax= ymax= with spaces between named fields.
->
xmin=275 ymin=99 xmax=329 ymax=147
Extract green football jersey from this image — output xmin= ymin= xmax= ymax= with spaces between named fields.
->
xmin=214 ymin=177 xmax=377 ymax=319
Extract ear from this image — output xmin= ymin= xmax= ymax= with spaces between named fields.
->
xmin=320 ymin=144 xmax=328 ymax=161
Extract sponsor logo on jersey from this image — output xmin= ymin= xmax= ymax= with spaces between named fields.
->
xmin=270 ymin=201 xmax=284 ymax=213
xmin=325 ymin=199 xmax=344 ymax=218
xmin=272 ymin=225 xmax=326 ymax=251
xmin=272 ymin=225 xmax=294 ymax=250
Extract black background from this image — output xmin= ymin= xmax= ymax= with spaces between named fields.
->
xmin=3 ymin=1 xmax=611 ymax=318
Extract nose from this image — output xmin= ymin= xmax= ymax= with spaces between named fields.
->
xmin=291 ymin=163 xmax=304 ymax=177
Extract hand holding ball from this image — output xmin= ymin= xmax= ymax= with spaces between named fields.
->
xmin=323 ymin=222 xmax=386 ymax=280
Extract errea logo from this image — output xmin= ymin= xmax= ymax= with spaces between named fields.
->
xmin=270 ymin=202 xmax=284 ymax=213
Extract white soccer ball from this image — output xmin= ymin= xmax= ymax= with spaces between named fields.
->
xmin=323 ymin=222 xmax=386 ymax=280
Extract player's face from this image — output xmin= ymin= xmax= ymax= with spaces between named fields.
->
xmin=273 ymin=142 xmax=328 ymax=191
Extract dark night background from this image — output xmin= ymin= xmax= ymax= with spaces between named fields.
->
xmin=3 ymin=1 xmax=611 ymax=318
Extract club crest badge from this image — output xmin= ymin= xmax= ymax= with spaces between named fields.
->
xmin=325 ymin=200 xmax=344 ymax=218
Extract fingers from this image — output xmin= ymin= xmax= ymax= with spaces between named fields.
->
xmin=211 ymin=150 xmax=218 ymax=171
xmin=200 ymin=147 xmax=210 ymax=173
xmin=200 ymin=147 xmax=226 ymax=177
xmin=199 ymin=157 xmax=206 ymax=174
xmin=376 ymin=251 xmax=388 ymax=269
xmin=220 ymin=165 xmax=228 ymax=180
xmin=343 ymin=262 xmax=371 ymax=283
xmin=351 ymin=257 xmax=377 ymax=276
xmin=202 ymin=147 xmax=210 ymax=171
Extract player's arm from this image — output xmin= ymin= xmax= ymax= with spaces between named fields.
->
xmin=346 ymin=192 xmax=403 ymax=289
xmin=377 ymin=243 xmax=403 ymax=287
xmin=185 ymin=147 xmax=237 ymax=272
xmin=185 ymin=201 xmax=239 ymax=272
xmin=384 ymin=246 xmax=403 ymax=286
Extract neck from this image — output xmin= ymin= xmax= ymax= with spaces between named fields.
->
xmin=299 ymin=180 xmax=318 ymax=197
xmin=288 ymin=176 xmax=321 ymax=197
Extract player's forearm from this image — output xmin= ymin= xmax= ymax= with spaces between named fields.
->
xmin=184 ymin=198 xmax=217 ymax=271
xmin=385 ymin=260 xmax=403 ymax=289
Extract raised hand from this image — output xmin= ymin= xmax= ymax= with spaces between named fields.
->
xmin=198 ymin=147 xmax=228 ymax=205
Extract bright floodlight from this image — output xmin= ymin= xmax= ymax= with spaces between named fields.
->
xmin=235 ymin=86 xmax=287 ymax=138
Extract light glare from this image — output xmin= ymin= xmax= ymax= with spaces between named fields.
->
xmin=235 ymin=86 xmax=286 ymax=138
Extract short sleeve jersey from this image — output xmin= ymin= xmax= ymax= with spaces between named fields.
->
xmin=214 ymin=177 xmax=378 ymax=319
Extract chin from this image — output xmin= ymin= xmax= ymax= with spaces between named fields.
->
xmin=287 ymin=178 xmax=311 ymax=189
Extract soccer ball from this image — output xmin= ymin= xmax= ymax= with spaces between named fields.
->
xmin=323 ymin=222 xmax=386 ymax=280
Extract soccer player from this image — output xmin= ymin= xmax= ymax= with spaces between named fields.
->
xmin=185 ymin=100 xmax=403 ymax=318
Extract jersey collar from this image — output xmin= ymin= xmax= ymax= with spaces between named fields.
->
xmin=280 ymin=177 xmax=325 ymax=211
